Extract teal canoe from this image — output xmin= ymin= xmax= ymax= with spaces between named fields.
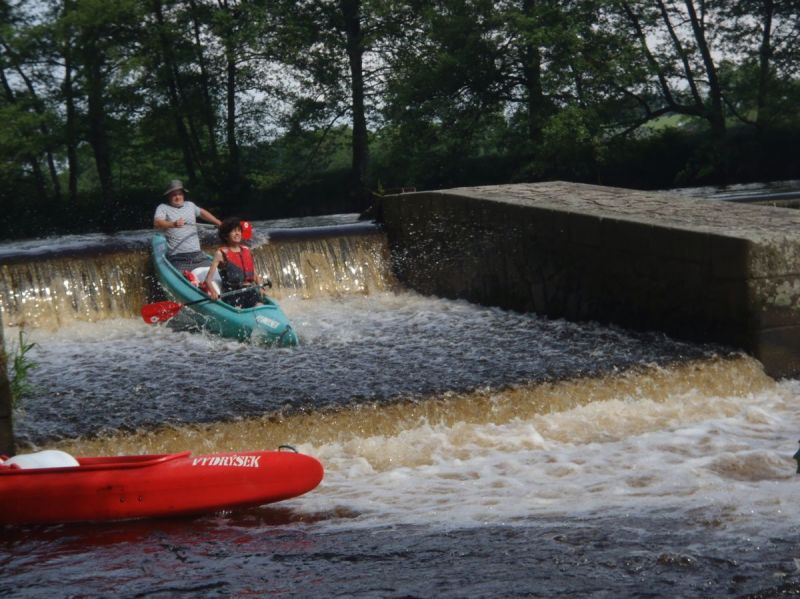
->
xmin=151 ymin=234 xmax=298 ymax=346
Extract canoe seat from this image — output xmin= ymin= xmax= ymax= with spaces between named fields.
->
xmin=189 ymin=267 xmax=220 ymax=295
xmin=4 ymin=450 xmax=79 ymax=469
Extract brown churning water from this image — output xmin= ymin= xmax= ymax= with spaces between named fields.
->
xmin=49 ymin=355 xmax=772 ymax=468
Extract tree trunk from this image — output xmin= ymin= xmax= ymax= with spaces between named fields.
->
xmin=684 ymin=0 xmax=725 ymax=138
xmin=225 ymin=50 xmax=240 ymax=187
xmin=14 ymin=63 xmax=62 ymax=201
xmin=0 ymin=67 xmax=47 ymax=198
xmin=756 ymin=0 xmax=774 ymax=130
xmin=62 ymin=26 xmax=79 ymax=203
xmin=623 ymin=1 xmax=712 ymax=125
xmin=188 ymin=0 xmax=221 ymax=173
xmin=340 ymin=0 xmax=369 ymax=208
xmin=216 ymin=0 xmax=240 ymax=189
xmin=152 ymin=0 xmax=198 ymax=183
xmin=0 ymin=39 xmax=62 ymax=200
xmin=521 ymin=0 xmax=545 ymax=144
xmin=654 ymin=0 xmax=703 ymax=108
xmin=82 ymin=39 xmax=115 ymax=204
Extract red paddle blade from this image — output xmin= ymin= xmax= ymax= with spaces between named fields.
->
xmin=240 ymin=220 xmax=253 ymax=240
xmin=141 ymin=301 xmax=183 ymax=324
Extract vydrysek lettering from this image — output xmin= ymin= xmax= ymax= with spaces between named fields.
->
xmin=191 ymin=455 xmax=261 ymax=467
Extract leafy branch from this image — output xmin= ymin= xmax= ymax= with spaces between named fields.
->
xmin=8 ymin=330 xmax=36 ymax=409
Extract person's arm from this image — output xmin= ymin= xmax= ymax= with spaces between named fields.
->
xmin=199 ymin=208 xmax=221 ymax=227
xmin=154 ymin=216 xmax=185 ymax=230
xmin=154 ymin=206 xmax=185 ymax=230
xmin=205 ymin=251 xmax=223 ymax=300
xmin=252 ymin=271 xmax=271 ymax=296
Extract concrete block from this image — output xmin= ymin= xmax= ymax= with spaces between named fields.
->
xmin=379 ymin=182 xmax=800 ymax=377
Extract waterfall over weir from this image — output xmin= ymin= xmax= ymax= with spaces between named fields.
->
xmin=0 ymin=222 xmax=396 ymax=329
xmin=0 ymin=250 xmax=151 ymax=329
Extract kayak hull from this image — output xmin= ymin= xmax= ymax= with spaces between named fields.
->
xmin=151 ymin=234 xmax=298 ymax=346
xmin=0 ymin=450 xmax=323 ymax=525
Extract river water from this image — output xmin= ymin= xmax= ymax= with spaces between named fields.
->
xmin=2 ymin=208 xmax=800 ymax=597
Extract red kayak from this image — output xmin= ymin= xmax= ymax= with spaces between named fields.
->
xmin=0 ymin=449 xmax=323 ymax=525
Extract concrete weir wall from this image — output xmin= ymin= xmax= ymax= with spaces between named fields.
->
xmin=378 ymin=181 xmax=800 ymax=378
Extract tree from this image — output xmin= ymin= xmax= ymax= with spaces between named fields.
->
xmin=58 ymin=0 xmax=80 ymax=203
xmin=149 ymin=0 xmax=201 ymax=184
xmin=0 ymin=1 xmax=63 ymax=200
xmin=340 ymin=0 xmax=369 ymax=204
xmin=379 ymin=1 xmax=628 ymax=183
xmin=56 ymin=0 xmax=145 ymax=209
xmin=606 ymin=0 xmax=727 ymax=139
xmin=715 ymin=0 xmax=800 ymax=130
xmin=269 ymin=0 xmax=396 ymax=207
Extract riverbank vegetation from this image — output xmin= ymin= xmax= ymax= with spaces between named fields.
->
xmin=7 ymin=330 xmax=35 ymax=409
xmin=1 ymin=1 xmax=799 ymax=238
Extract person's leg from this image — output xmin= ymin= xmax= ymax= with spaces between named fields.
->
xmin=167 ymin=251 xmax=211 ymax=271
xmin=187 ymin=251 xmax=212 ymax=269
xmin=166 ymin=253 xmax=193 ymax=271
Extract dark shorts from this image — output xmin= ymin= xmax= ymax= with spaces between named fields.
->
xmin=223 ymin=287 xmax=260 ymax=309
xmin=167 ymin=251 xmax=211 ymax=271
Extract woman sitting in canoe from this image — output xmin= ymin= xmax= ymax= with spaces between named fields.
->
xmin=205 ymin=217 xmax=268 ymax=308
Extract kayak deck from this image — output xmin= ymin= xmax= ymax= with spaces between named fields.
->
xmin=0 ymin=449 xmax=323 ymax=525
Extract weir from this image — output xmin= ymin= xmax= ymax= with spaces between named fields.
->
xmin=264 ymin=224 xmax=396 ymax=299
xmin=378 ymin=181 xmax=800 ymax=378
xmin=0 ymin=224 xmax=396 ymax=328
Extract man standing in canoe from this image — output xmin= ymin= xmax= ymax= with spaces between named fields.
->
xmin=153 ymin=179 xmax=222 ymax=270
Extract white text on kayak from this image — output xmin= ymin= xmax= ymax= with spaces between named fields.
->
xmin=192 ymin=455 xmax=261 ymax=467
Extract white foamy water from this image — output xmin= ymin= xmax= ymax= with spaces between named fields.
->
xmin=298 ymin=378 xmax=798 ymax=536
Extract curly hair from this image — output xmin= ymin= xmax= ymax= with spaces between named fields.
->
xmin=218 ymin=217 xmax=243 ymax=243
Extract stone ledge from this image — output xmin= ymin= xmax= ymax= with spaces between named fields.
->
xmin=379 ymin=181 xmax=800 ymax=378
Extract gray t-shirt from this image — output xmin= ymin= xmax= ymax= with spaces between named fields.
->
xmin=154 ymin=201 xmax=202 ymax=254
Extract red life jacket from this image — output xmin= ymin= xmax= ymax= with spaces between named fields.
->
xmin=219 ymin=246 xmax=255 ymax=292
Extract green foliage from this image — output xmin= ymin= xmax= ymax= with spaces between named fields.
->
xmin=8 ymin=331 xmax=36 ymax=409
xmin=598 ymin=128 xmax=696 ymax=189
xmin=1 ymin=0 xmax=800 ymax=240
xmin=526 ymin=107 xmax=599 ymax=181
